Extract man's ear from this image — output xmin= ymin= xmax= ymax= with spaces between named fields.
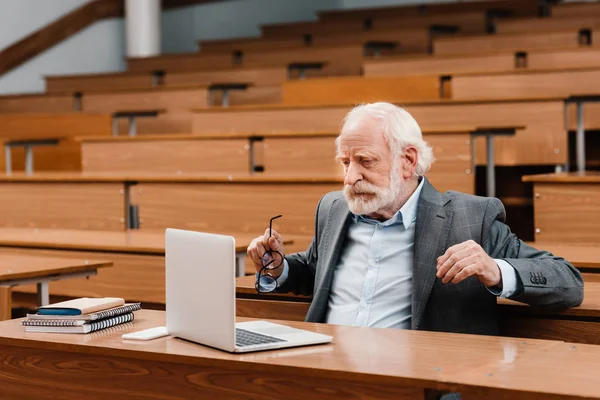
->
xmin=402 ymin=146 xmax=419 ymax=178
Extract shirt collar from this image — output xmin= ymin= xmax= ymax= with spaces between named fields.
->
xmin=354 ymin=177 xmax=425 ymax=230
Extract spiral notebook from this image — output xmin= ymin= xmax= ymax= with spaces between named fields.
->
xmin=25 ymin=303 xmax=141 ymax=322
xmin=36 ymin=297 xmax=125 ymax=316
xmin=23 ymin=313 xmax=135 ymax=334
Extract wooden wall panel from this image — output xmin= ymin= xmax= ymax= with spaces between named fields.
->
xmin=533 ymin=183 xmax=600 ymax=243
xmin=81 ymin=139 xmax=250 ymax=174
xmin=452 ymin=69 xmax=600 ymax=101
xmin=82 ymin=88 xmax=209 ymax=112
xmin=0 ymin=183 xmax=125 ymax=231
xmin=282 ymin=76 xmax=443 ymax=106
xmin=131 ymin=182 xmax=341 ymax=235
xmin=434 ymin=30 xmax=586 ymax=56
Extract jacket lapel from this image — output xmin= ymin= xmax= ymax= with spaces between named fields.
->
xmin=411 ymin=180 xmax=453 ymax=330
xmin=306 ymin=196 xmax=352 ymax=322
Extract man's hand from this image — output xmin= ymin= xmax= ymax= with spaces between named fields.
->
xmin=436 ymin=240 xmax=502 ymax=288
xmin=247 ymin=228 xmax=286 ymax=279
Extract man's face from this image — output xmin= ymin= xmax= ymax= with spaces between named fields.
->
xmin=336 ymin=118 xmax=402 ymax=215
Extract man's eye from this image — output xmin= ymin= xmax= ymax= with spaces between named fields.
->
xmin=341 ymin=160 xmax=350 ymax=166
xmin=362 ymin=159 xmax=374 ymax=166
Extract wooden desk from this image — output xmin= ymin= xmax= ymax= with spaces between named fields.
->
xmin=0 ymin=253 xmax=111 ymax=320
xmin=235 ymin=275 xmax=600 ymax=344
xmin=0 ymin=309 xmax=599 ymax=400
xmin=0 ymin=228 xmax=292 ymax=306
xmin=523 ymin=172 xmax=600 ymax=244
xmin=526 ymin=242 xmax=600 ymax=272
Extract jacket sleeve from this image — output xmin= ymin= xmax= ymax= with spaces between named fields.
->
xmin=276 ymin=195 xmax=324 ymax=296
xmin=482 ymin=197 xmax=584 ymax=309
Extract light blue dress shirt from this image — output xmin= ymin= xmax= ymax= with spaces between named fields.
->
xmin=267 ymin=179 xmax=519 ymax=328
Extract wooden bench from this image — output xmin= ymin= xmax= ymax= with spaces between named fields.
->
xmin=525 ymin=242 xmax=600 ymax=273
xmin=46 ymin=66 xmax=289 ymax=94
xmin=0 ymin=228 xmax=292 ymax=308
xmin=0 ymin=253 xmax=112 ymax=320
xmin=200 ymin=28 xmax=437 ymax=56
xmin=496 ymin=15 xmax=600 ymax=35
xmin=523 ymin=172 xmax=600 ymax=244
xmin=282 ymin=75 xmax=448 ymax=105
xmin=128 ymin=45 xmax=364 ymax=77
xmin=80 ymin=86 xmax=210 ymax=113
xmin=0 ymin=93 xmax=74 ymax=113
xmin=450 ymin=67 xmax=600 ymax=101
xmin=433 ymin=29 xmax=595 ymax=56
xmin=551 ymin=1 xmax=600 ymax=18
xmin=235 ymin=273 xmax=600 ymax=344
xmin=364 ymin=47 xmax=600 ymax=77
xmin=318 ymin=0 xmax=539 ymax=22
xmin=0 ymin=113 xmax=112 ymax=174
xmin=0 ymin=174 xmax=338 ymax=250
xmin=260 ymin=11 xmax=487 ymax=38
xmin=76 ymin=128 xmax=476 ymax=193
xmin=191 ymin=99 xmax=564 ymax=168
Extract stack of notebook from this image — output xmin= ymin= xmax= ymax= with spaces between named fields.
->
xmin=22 ymin=297 xmax=141 ymax=334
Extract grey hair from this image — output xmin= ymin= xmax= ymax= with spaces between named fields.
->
xmin=336 ymin=102 xmax=435 ymax=176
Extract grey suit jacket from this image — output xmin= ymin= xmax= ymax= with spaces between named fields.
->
xmin=281 ymin=179 xmax=584 ymax=335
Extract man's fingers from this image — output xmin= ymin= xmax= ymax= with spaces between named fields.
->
xmin=442 ymin=255 xmax=478 ymax=284
xmin=437 ymin=242 xmax=467 ymax=269
xmin=436 ymin=248 xmax=471 ymax=279
xmin=451 ymin=265 xmax=478 ymax=285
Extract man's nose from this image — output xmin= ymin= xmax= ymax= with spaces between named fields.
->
xmin=344 ymin=162 xmax=363 ymax=186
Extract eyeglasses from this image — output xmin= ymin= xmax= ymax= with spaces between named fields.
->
xmin=255 ymin=214 xmax=283 ymax=294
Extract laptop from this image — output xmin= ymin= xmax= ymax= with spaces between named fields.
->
xmin=165 ymin=228 xmax=332 ymax=353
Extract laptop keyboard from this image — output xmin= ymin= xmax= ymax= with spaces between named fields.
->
xmin=236 ymin=328 xmax=287 ymax=347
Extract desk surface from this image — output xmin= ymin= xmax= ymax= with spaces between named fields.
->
xmin=522 ymin=171 xmax=600 ymax=183
xmin=0 ymin=228 xmax=291 ymax=255
xmin=526 ymin=242 xmax=600 ymax=269
xmin=0 ymin=310 xmax=598 ymax=399
xmin=0 ymin=253 xmax=111 ymax=281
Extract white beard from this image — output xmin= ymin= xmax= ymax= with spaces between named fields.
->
xmin=344 ymin=167 xmax=403 ymax=216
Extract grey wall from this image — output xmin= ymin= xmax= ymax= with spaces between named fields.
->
xmin=0 ymin=0 xmax=125 ymax=94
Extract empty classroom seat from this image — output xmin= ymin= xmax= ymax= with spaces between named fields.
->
xmin=433 ymin=29 xmax=596 ymax=56
xmin=282 ymin=75 xmax=448 ymax=105
xmin=364 ymin=47 xmax=600 ymax=77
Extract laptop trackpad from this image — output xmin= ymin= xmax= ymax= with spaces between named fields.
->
xmin=237 ymin=321 xmax=302 ymax=338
